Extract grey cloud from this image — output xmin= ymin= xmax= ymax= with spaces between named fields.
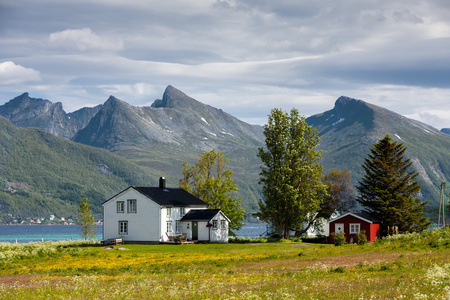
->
xmin=1 ymin=0 xmax=450 ymax=129
xmin=392 ymin=9 xmax=423 ymax=23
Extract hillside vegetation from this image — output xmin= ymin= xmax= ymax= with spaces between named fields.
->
xmin=0 ymin=116 xmax=151 ymax=222
xmin=0 ymin=228 xmax=449 ymax=299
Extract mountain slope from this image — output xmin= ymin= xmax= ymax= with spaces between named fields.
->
xmin=73 ymin=85 xmax=263 ymax=151
xmin=0 ymin=116 xmax=152 ymax=222
xmin=71 ymin=86 xmax=265 ymax=212
xmin=306 ymin=96 xmax=450 ymax=206
xmin=1 ymin=90 xmax=448 ymax=219
xmin=0 ymin=93 xmax=102 ymax=139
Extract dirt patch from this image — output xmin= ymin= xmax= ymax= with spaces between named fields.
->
xmin=0 ymin=274 xmax=70 ymax=288
xmin=0 ymin=274 xmax=43 ymax=287
xmin=239 ymin=251 xmax=422 ymax=272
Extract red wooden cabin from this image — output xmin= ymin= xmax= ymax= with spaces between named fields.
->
xmin=329 ymin=212 xmax=380 ymax=244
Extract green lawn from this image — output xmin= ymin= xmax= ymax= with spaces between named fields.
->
xmin=0 ymin=229 xmax=449 ymax=299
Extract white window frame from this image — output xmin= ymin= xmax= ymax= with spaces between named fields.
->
xmin=166 ymin=207 xmax=172 ymax=219
xmin=220 ymin=220 xmax=226 ymax=230
xmin=119 ymin=221 xmax=128 ymax=235
xmin=212 ymin=220 xmax=218 ymax=230
xmin=175 ymin=220 xmax=181 ymax=234
xmin=180 ymin=207 xmax=185 ymax=216
xmin=117 ymin=201 xmax=124 ymax=213
xmin=349 ymin=223 xmax=360 ymax=234
xmin=167 ymin=221 xmax=173 ymax=234
xmin=127 ymin=199 xmax=137 ymax=213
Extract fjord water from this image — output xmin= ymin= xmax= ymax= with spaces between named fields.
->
xmin=0 ymin=224 xmax=268 ymax=243
xmin=0 ymin=225 xmax=103 ymax=243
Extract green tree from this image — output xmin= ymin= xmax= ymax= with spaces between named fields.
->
xmin=180 ymin=149 xmax=245 ymax=231
xmin=257 ymin=108 xmax=327 ymax=239
xmin=76 ymin=198 xmax=97 ymax=240
xmin=357 ymin=135 xmax=430 ymax=234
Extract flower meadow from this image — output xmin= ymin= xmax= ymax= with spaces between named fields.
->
xmin=0 ymin=228 xmax=449 ymax=299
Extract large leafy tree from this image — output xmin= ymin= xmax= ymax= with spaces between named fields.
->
xmin=180 ymin=149 xmax=245 ymax=231
xmin=76 ymin=198 xmax=97 ymax=240
xmin=321 ymin=168 xmax=357 ymax=216
xmin=257 ymin=108 xmax=327 ymax=239
xmin=357 ymin=135 xmax=430 ymax=234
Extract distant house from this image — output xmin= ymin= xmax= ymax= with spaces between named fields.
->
xmin=329 ymin=212 xmax=380 ymax=244
xmin=102 ymin=177 xmax=229 ymax=243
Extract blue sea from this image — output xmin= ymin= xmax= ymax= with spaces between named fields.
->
xmin=0 ymin=225 xmax=103 ymax=243
xmin=0 ymin=224 xmax=269 ymax=243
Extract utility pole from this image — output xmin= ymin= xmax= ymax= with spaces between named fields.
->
xmin=438 ymin=182 xmax=446 ymax=228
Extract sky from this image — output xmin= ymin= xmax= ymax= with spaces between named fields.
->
xmin=1 ymin=0 xmax=450 ymax=129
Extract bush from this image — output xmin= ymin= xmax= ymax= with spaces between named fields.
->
xmin=357 ymin=230 xmax=368 ymax=245
xmin=332 ymin=231 xmax=346 ymax=246
xmin=376 ymin=227 xmax=450 ymax=249
xmin=228 ymin=237 xmax=268 ymax=243
xmin=332 ymin=266 xmax=345 ymax=273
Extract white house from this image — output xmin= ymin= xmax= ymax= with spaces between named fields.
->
xmin=102 ymin=177 xmax=230 ymax=243
xmin=180 ymin=209 xmax=230 ymax=243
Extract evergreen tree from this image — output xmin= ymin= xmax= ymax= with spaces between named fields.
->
xmin=257 ymin=108 xmax=327 ymax=239
xmin=180 ymin=149 xmax=245 ymax=231
xmin=357 ymin=135 xmax=430 ymax=234
xmin=76 ymin=198 xmax=97 ymax=240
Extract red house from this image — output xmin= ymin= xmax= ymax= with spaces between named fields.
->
xmin=329 ymin=212 xmax=380 ymax=244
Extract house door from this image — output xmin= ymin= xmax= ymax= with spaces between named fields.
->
xmin=335 ymin=223 xmax=344 ymax=234
xmin=192 ymin=221 xmax=198 ymax=240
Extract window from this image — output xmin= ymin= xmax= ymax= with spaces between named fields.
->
xmin=212 ymin=220 xmax=218 ymax=229
xmin=220 ymin=220 xmax=226 ymax=230
xmin=117 ymin=201 xmax=124 ymax=213
xmin=119 ymin=221 xmax=128 ymax=235
xmin=180 ymin=207 xmax=185 ymax=216
xmin=166 ymin=207 xmax=172 ymax=218
xmin=127 ymin=199 xmax=137 ymax=213
xmin=175 ymin=220 xmax=181 ymax=233
xmin=167 ymin=221 xmax=173 ymax=234
xmin=350 ymin=223 xmax=360 ymax=234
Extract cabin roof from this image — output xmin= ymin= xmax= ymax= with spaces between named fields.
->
xmin=329 ymin=212 xmax=380 ymax=224
xmin=181 ymin=209 xmax=226 ymax=222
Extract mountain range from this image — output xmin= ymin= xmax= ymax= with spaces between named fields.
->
xmin=0 ymin=87 xmax=448 ymax=222
xmin=306 ymin=96 xmax=450 ymax=208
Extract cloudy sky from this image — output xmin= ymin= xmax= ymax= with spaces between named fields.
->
xmin=1 ymin=0 xmax=450 ymax=129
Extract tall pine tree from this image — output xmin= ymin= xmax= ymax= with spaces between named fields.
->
xmin=357 ymin=135 xmax=430 ymax=234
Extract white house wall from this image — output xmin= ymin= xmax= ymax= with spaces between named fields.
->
xmin=210 ymin=212 xmax=229 ymax=243
xmin=161 ymin=207 xmax=207 ymax=242
xmin=103 ymin=189 xmax=161 ymax=242
xmin=197 ymin=221 xmax=210 ymax=241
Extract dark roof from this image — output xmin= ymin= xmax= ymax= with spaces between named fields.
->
xmin=180 ymin=209 xmax=222 ymax=221
xmin=330 ymin=212 xmax=380 ymax=224
xmin=132 ymin=186 xmax=208 ymax=207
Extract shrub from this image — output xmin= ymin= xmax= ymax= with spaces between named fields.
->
xmin=357 ymin=230 xmax=368 ymax=245
xmin=332 ymin=231 xmax=346 ymax=246
xmin=332 ymin=266 xmax=345 ymax=273
xmin=228 ymin=237 xmax=268 ymax=243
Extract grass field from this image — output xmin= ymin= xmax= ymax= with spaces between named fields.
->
xmin=0 ymin=228 xmax=449 ymax=299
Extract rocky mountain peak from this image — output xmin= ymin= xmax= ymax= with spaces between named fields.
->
xmin=334 ymin=96 xmax=370 ymax=114
xmin=104 ymin=95 xmax=128 ymax=108
xmin=151 ymin=85 xmax=199 ymax=109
